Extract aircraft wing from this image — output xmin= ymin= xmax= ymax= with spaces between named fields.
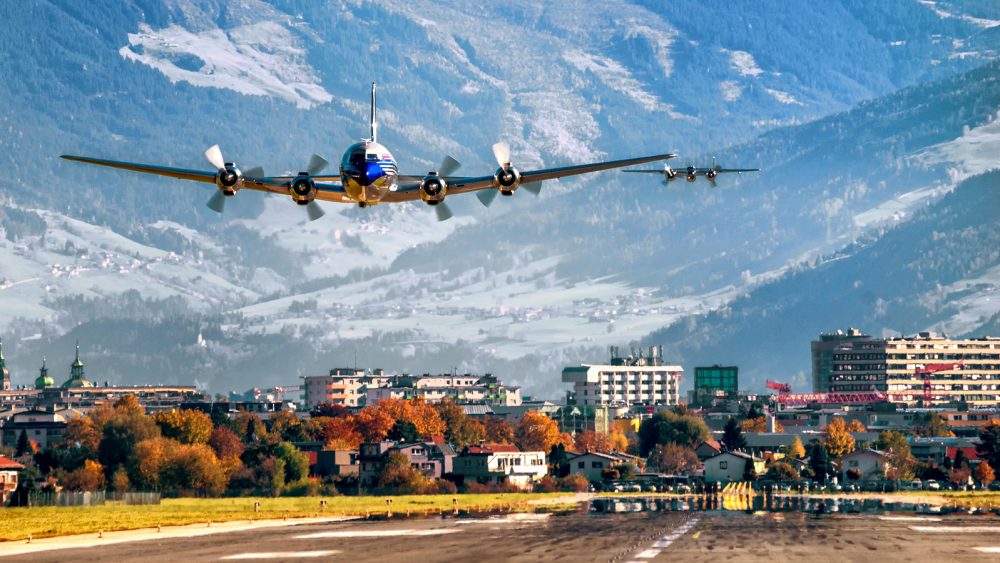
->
xmin=59 ymin=154 xmax=317 ymax=196
xmin=621 ymin=169 xmax=671 ymax=174
xmin=382 ymin=152 xmax=676 ymax=202
xmin=715 ymin=168 xmax=760 ymax=173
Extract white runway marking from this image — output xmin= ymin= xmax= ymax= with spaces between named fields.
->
xmin=454 ymin=513 xmax=552 ymax=525
xmin=221 ymin=551 xmax=338 ymax=559
xmin=910 ymin=526 xmax=1000 ymax=533
xmin=629 ymin=515 xmax=701 ymax=561
xmin=878 ymin=516 xmax=942 ymax=522
xmin=296 ymin=529 xmax=459 ymax=539
xmin=974 ymin=547 xmax=1000 ymax=553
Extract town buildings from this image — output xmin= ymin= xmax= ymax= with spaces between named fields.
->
xmin=562 ymin=346 xmax=682 ymax=409
xmin=703 ymin=451 xmax=764 ymax=483
xmin=690 ymin=365 xmax=739 ymax=407
xmin=302 ymin=369 xmax=520 ymax=411
xmin=812 ymin=328 xmax=880 ymax=393
xmin=0 ymin=455 xmax=24 ymax=505
xmin=358 ymin=440 xmax=456 ymax=487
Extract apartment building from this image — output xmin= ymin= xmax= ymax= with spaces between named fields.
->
xmin=825 ymin=331 xmax=1000 ymax=407
xmin=301 ymin=368 xmax=390 ymax=410
xmin=811 ymin=328 xmax=881 ymax=392
xmin=453 ymin=444 xmax=547 ymax=489
xmin=366 ymin=373 xmax=522 ymax=407
xmin=562 ymin=346 xmax=682 ymax=408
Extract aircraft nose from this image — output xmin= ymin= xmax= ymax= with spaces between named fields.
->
xmin=364 ymin=161 xmax=384 ymax=185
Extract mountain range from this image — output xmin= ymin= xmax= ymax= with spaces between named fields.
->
xmin=0 ymin=0 xmax=998 ymax=397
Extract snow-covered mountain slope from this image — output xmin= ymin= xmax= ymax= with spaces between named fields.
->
xmin=1 ymin=0 xmax=999 ymax=395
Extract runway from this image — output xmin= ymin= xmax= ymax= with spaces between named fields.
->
xmin=3 ymin=508 xmax=1000 ymax=561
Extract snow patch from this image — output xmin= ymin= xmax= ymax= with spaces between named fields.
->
xmin=916 ymin=0 xmax=1000 ymax=29
xmin=765 ymin=88 xmax=805 ymax=106
xmin=563 ymin=50 xmax=689 ymax=119
xmin=723 ymin=49 xmax=763 ymax=77
xmin=119 ymin=22 xmax=332 ymax=109
xmin=914 ymin=111 xmax=1000 ymax=181
xmin=719 ymin=80 xmax=742 ymax=102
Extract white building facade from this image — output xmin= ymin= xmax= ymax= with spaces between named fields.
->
xmin=562 ymin=347 xmax=682 ymax=408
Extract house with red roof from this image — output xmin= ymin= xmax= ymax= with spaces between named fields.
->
xmin=0 ymin=455 xmax=24 ymax=505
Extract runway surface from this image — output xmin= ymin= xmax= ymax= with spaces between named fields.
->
xmin=4 ymin=509 xmax=1000 ymax=561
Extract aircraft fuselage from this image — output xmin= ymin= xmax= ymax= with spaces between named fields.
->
xmin=340 ymin=141 xmax=398 ymax=204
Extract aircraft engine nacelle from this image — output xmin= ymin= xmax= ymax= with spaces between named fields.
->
xmin=665 ymin=168 xmax=677 ymax=180
xmin=686 ymin=173 xmax=697 ymax=182
xmin=290 ymin=173 xmax=317 ymax=205
xmin=419 ymin=173 xmax=447 ymax=205
xmin=215 ymin=163 xmax=242 ymax=195
xmin=706 ymin=169 xmax=718 ymax=179
xmin=492 ymin=166 xmax=522 ymax=196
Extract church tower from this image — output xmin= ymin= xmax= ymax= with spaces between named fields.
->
xmin=0 ymin=338 xmax=10 ymax=391
xmin=35 ymin=358 xmax=54 ymax=390
xmin=63 ymin=343 xmax=93 ymax=388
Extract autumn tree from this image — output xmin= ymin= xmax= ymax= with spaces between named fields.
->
xmin=575 ymin=430 xmax=612 ymax=453
xmin=741 ymin=416 xmax=784 ymax=433
xmin=877 ymin=430 xmax=915 ymax=480
xmin=98 ymin=407 xmax=160 ymax=478
xmin=158 ymin=443 xmax=227 ymax=496
xmin=267 ymin=411 xmax=308 ymax=442
xmin=515 ymin=411 xmax=562 ymax=452
xmin=209 ymin=426 xmax=245 ymax=474
xmin=155 ymin=409 xmax=213 ymax=444
xmin=484 ymin=417 xmax=515 ymax=444
xmin=974 ymin=461 xmax=995 ymax=487
xmin=784 ymin=436 xmax=806 ymax=459
xmin=311 ymin=403 xmax=350 ymax=418
xmin=435 ymin=399 xmax=485 ymax=449
xmin=319 ymin=416 xmax=363 ymax=450
xmin=847 ymin=419 xmax=866 ymax=432
xmin=648 ymin=443 xmax=700 ymax=474
xmin=355 ymin=407 xmax=396 ymax=442
xmin=376 ymin=451 xmax=433 ymax=494
xmin=234 ymin=412 xmax=266 ymax=444
xmin=765 ymin=461 xmax=800 ymax=482
xmin=130 ymin=437 xmax=172 ymax=489
xmin=638 ymin=410 xmax=711 ymax=456
xmin=823 ymin=418 xmax=855 ymax=458
xmin=63 ymin=459 xmax=105 ymax=492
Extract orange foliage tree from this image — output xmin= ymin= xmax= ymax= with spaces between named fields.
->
xmin=154 ymin=409 xmax=213 ymax=444
xmin=515 ymin=411 xmax=562 ymax=452
xmin=484 ymin=417 xmax=515 ymax=444
xmin=575 ymin=430 xmax=612 ymax=453
xmin=320 ymin=416 xmax=364 ymax=449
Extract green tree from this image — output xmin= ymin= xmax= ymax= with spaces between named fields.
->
xmin=637 ymin=410 xmax=711 ymax=456
xmin=765 ymin=461 xmax=800 ymax=482
xmin=722 ymin=418 xmax=746 ymax=451
xmin=809 ymin=442 xmax=833 ymax=483
xmin=913 ymin=412 xmax=955 ymax=437
xmin=435 ymin=399 xmax=485 ymax=449
xmin=388 ymin=420 xmax=421 ymax=443
xmin=877 ymin=430 xmax=915 ymax=480
xmin=15 ymin=429 xmax=31 ymax=457
xmin=274 ymin=442 xmax=310 ymax=484
xmin=98 ymin=410 xmax=160 ymax=478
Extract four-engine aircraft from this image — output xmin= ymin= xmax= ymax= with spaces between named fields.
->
xmin=623 ymin=158 xmax=759 ymax=187
xmin=62 ymin=83 xmax=676 ymax=222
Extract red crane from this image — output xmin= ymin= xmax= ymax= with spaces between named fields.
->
xmin=916 ymin=361 xmax=963 ymax=405
xmin=766 ymin=380 xmax=792 ymax=393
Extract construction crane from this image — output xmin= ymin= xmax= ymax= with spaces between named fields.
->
xmin=766 ymin=380 xmax=792 ymax=393
xmin=916 ymin=361 xmax=963 ymax=405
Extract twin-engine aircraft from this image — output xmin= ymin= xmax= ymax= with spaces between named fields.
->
xmin=62 ymin=83 xmax=676 ymax=222
xmin=623 ymin=159 xmax=759 ymax=187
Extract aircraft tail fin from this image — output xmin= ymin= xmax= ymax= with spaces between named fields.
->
xmin=370 ymin=82 xmax=378 ymax=143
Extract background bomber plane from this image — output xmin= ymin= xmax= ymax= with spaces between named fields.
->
xmin=623 ymin=158 xmax=759 ymax=187
xmin=62 ymin=83 xmax=683 ymax=222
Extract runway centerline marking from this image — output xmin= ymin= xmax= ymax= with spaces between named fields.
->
xmin=629 ymin=515 xmax=701 ymax=561
xmin=878 ymin=516 xmax=941 ymax=522
xmin=973 ymin=547 xmax=1000 ymax=553
xmin=221 ymin=551 xmax=339 ymax=559
xmin=296 ymin=529 xmax=460 ymax=539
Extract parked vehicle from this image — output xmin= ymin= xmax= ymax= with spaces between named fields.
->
xmin=925 ymin=479 xmax=941 ymax=491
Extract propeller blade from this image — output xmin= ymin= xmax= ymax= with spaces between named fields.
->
xmin=243 ymin=166 xmax=264 ymax=179
xmin=306 ymin=154 xmax=328 ymax=176
xmin=492 ymin=142 xmax=511 ymax=168
xmin=204 ymin=144 xmax=225 ymax=170
xmin=708 ymin=177 xmax=718 ymax=188
xmin=439 ymin=155 xmax=461 ymax=177
xmin=206 ymin=190 xmax=227 ymax=213
xmin=476 ymin=189 xmax=499 ymax=208
xmin=434 ymin=202 xmax=454 ymax=222
xmin=522 ymin=181 xmax=542 ymax=196
xmin=305 ymin=201 xmax=326 ymax=221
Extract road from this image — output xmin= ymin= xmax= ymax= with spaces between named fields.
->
xmin=3 ymin=509 xmax=1000 ymax=561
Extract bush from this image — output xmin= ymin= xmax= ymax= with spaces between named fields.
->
xmin=533 ymin=475 xmax=559 ymax=493
xmin=559 ymin=473 xmax=591 ymax=492
xmin=282 ymin=478 xmax=322 ymax=497
xmin=464 ymin=481 xmax=522 ymax=494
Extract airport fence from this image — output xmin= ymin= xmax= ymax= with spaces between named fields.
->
xmin=28 ymin=491 xmax=161 ymax=506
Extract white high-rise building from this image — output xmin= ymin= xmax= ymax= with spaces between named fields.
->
xmin=562 ymin=346 xmax=682 ymax=408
